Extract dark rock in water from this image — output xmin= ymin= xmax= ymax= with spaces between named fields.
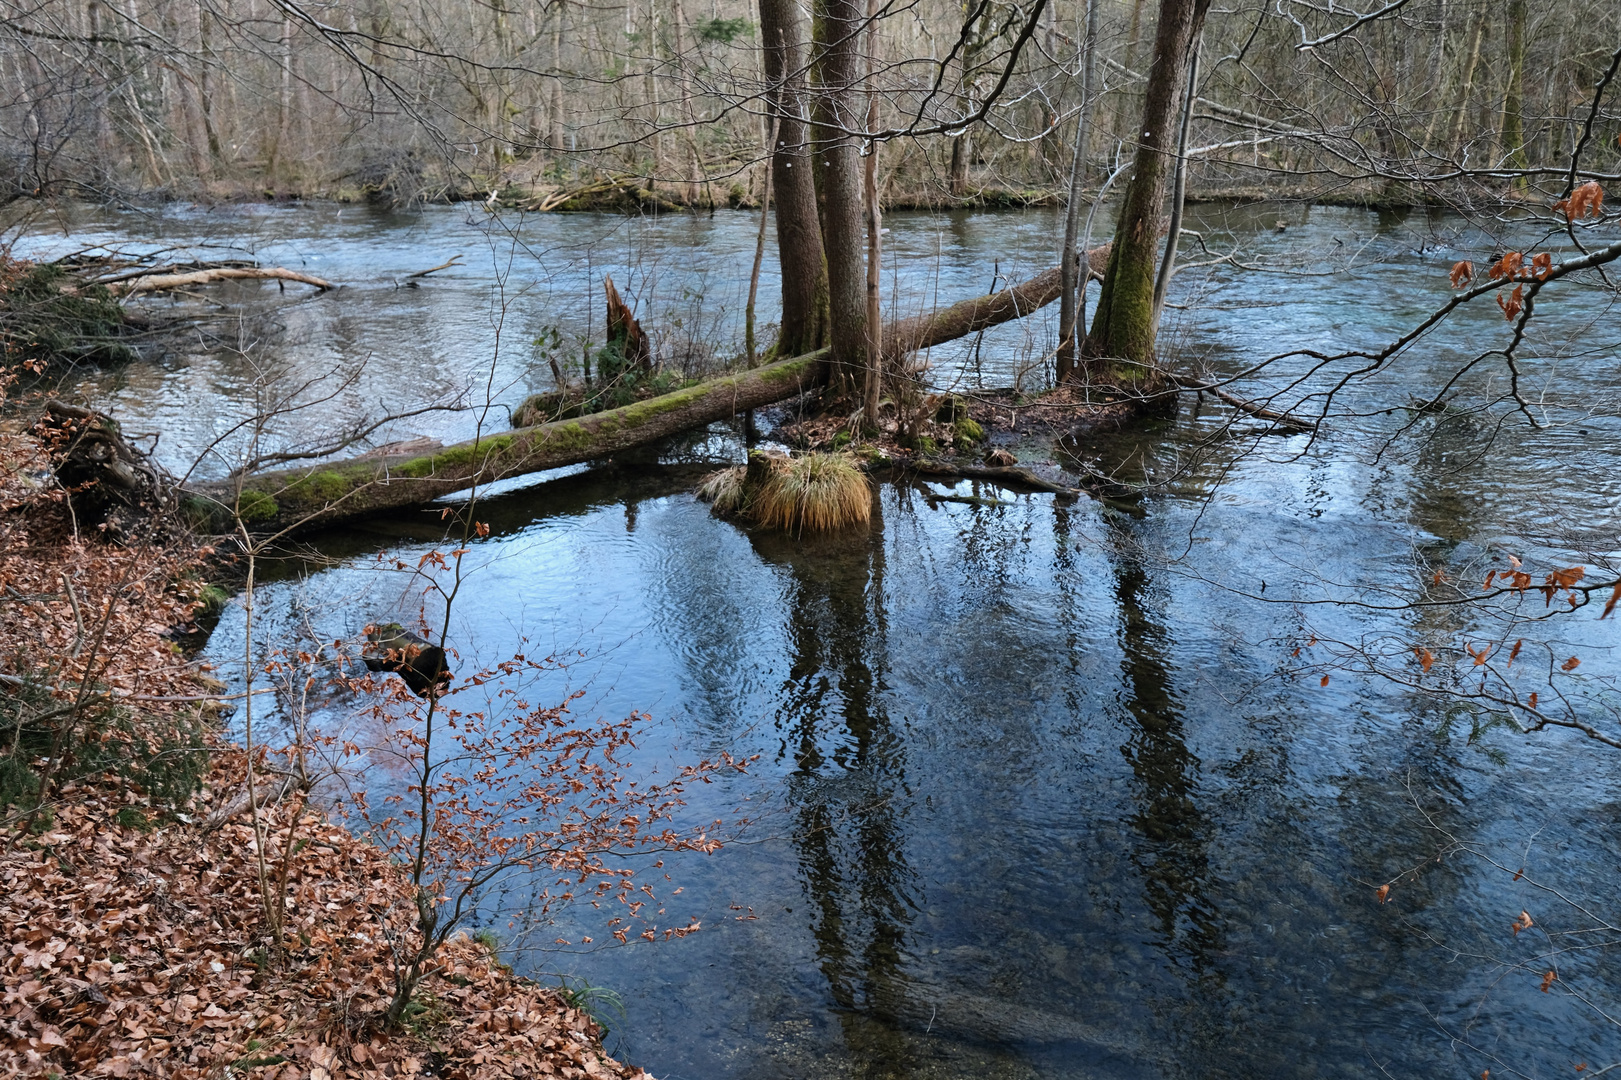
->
xmin=362 ymin=622 xmax=450 ymax=697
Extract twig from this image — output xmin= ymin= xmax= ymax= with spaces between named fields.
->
xmin=405 ymin=255 xmax=465 ymax=279
xmin=1163 ymin=371 xmax=1316 ymax=432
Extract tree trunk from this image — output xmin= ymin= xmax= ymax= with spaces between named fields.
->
xmin=1500 ymin=0 xmax=1528 ymax=182
xmin=185 ymin=352 xmax=829 ymax=535
xmin=862 ymin=0 xmax=882 ymax=426
xmin=1446 ymin=14 xmax=1486 ymax=162
xmin=883 ymin=242 xmax=1109 ymax=360
xmin=1151 ymin=40 xmax=1198 ymax=326
xmin=813 ymin=0 xmax=866 ymax=394
xmin=759 ymin=0 xmax=829 ymax=357
xmin=549 ymin=0 xmax=567 ymax=157
xmin=949 ymin=134 xmax=970 ymax=197
xmin=1055 ymin=0 xmax=1099 ymax=384
xmin=1080 ymin=0 xmax=1210 ymax=388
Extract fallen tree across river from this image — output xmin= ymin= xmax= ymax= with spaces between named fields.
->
xmin=179 ymin=252 xmax=1108 ymax=536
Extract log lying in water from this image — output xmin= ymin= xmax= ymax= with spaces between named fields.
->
xmin=181 ymin=351 xmax=828 ymax=535
xmin=108 ymin=267 xmax=333 ymax=296
xmin=182 ymin=255 xmax=1107 ymax=536
xmin=883 ymin=243 xmax=1108 ymax=361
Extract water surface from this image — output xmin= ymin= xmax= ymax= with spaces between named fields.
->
xmin=17 ymin=200 xmax=1621 ymax=1078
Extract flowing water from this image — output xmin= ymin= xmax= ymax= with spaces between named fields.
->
xmin=15 ymin=200 xmax=1621 ymax=1078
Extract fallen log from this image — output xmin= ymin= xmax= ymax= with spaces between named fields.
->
xmin=182 ymin=256 xmax=1108 ymax=536
xmin=181 ymin=350 xmax=828 ymax=535
xmin=883 ymin=243 xmax=1108 ymax=361
xmin=108 ymin=267 xmax=333 ymax=296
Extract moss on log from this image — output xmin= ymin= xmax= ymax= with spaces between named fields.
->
xmin=179 ymin=254 xmax=1110 ymax=538
xmin=182 ymin=350 xmax=828 ymax=535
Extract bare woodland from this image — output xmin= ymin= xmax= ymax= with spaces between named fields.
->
xmin=0 ymin=0 xmax=1613 ymax=211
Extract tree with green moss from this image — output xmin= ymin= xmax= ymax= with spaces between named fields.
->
xmin=1079 ymin=0 xmax=1209 ymax=388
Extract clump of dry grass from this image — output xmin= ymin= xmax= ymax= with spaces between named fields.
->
xmin=696 ymin=453 xmax=871 ymax=533
xmin=695 ymin=464 xmax=748 ymax=514
xmin=752 ymin=452 xmax=871 ymax=533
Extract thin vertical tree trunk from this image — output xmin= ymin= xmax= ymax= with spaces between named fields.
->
xmin=1056 ymin=0 xmax=1099 ymax=384
xmin=550 ymin=1 xmax=566 ymax=158
xmin=862 ymin=0 xmax=882 ymax=425
xmin=1081 ymin=0 xmax=1210 ymax=386
xmin=759 ymin=0 xmax=829 ymax=356
xmin=644 ymin=0 xmax=662 ymax=182
xmin=197 ymin=1 xmax=224 ymax=168
xmin=1500 ymin=0 xmax=1528 ymax=182
xmin=271 ymin=13 xmax=292 ymax=184
xmin=1152 ymin=40 xmax=1198 ymax=326
xmin=672 ymin=0 xmax=704 ymax=204
xmin=746 ymin=114 xmax=780 ymax=367
xmin=1447 ymin=14 xmax=1486 ymax=161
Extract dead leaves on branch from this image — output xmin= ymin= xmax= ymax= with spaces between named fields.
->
xmin=1444 ymin=180 xmax=1598 ymax=322
xmin=1552 ymin=181 xmax=1605 ymax=222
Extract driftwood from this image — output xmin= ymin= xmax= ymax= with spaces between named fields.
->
xmin=204 ymin=773 xmax=298 ymax=831
xmin=899 ymin=457 xmax=1100 ymax=500
xmin=34 ymin=400 xmax=178 ymax=540
xmin=107 ymin=267 xmax=333 ymax=296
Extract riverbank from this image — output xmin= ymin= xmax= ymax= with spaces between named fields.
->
xmin=11 ymin=163 xmax=1531 ymax=218
xmin=2 ymin=748 xmax=647 ymax=1080
xmin=0 ymin=412 xmax=651 ymax=1080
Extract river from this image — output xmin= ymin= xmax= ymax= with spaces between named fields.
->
xmin=14 ymin=199 xmax=1621 ymax=1078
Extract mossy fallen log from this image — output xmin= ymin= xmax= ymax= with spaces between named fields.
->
xmin=181 ymin=350 xmax=828 ymax=535
xmin=181 ymin=254 xmax=1111 ymax=537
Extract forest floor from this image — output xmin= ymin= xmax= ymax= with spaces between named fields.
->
xmin=0 ymin=408 xmax=651 ymax=1080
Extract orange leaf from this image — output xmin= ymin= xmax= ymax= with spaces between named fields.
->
xmin=1484 ymin=570 xmax=1498 ymax=591
xmin=1513 ymin=867 xmax=1524 ymax=881
xmin=1531 ymin=252 xmax=1552 ymax=280
xmin=1508 ymin=639 xmax=1522 ymax=666
xmin=1553 ymin=180 xmax=1604 ymax=221
xmin=1602 ymin=581 xmax=1621 ymax=619
xmin=1512 ymin=910 xmax=1534 ymax=935
xmin=1489 ymin=252 xmax=1524 ymax=281
xmin=1548 ymin=566 xmax=1586 ymax=589
xmin=1450 ymin=260 xmax=1474 ymax=288
xmin=1562 ymin=656 xmax=1581 ymax=671
xmin=1415 ymin=647 xmax=1436 ymax=673
xmin=1467 ymin=643 xmax=1491 ymax=666
xmin=1498 ymin=283 xmax=1525 ymax=321
xmin=1529 ymin=691 xmax=1539 ymax=709
xmin=1320 ymin=675 xmax=1330 ymax=687
xmin=1376 ymin=884 xmax=1390 ymax=903
xmin=1541 ymin=969 xmax=1558 ymax=993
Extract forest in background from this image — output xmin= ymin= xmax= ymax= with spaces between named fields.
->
xmin=1 ymin=0 xmax=1617 ymax=209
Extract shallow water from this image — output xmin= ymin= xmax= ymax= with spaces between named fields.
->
xmin=18 ymin=200 xmax=1621 ymax=1077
